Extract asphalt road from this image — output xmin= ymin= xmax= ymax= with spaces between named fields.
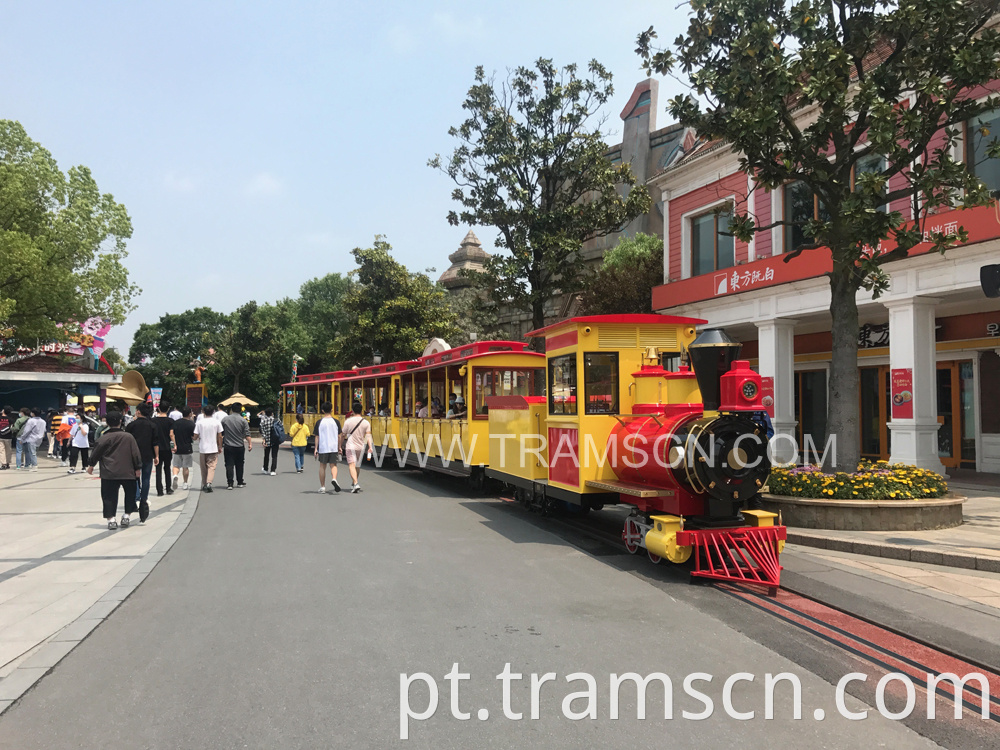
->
xmin=0 ymin=458 xmax=950 ymax=749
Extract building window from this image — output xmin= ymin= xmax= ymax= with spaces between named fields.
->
xmin=853 ymin=153 xmax=888 ymax=212
xmin=783 ymin=181 xmax=814 ymax=253
xmin=967 ymin=109 xmax=1000 ymax=194
xmin=548 ymin=354 xmax=577 ymax=415
xmin=690 ymin=208 xmax=734 ymax=276
xmin=583 ymin=352 xmax=619 ymax=415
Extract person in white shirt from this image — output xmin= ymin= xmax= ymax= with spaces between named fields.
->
xmin=67 ymin=417 xmax=91 ymax=474
xmin=168 ymin=405 xmax=183 ymax=421
xmin=313 ymin=401 xmax=341 ymax=494
xmin=193 ymin=405 xmax=224 ymax=493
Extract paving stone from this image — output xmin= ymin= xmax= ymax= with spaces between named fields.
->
xmin=879 ymin=544 xmax=911 ymax=560
xmin=18 ymin=640 xmax=79 ymax=670
xmin=81 ymin=600 xmax=119 ymax=620
xmin=0 ymin=667 xmax=49 ymax=701
xmin=49 ymin=618 xmax=100 ymax=642
xmin=940 ymin=552 xmax=978 ymax=570
xmin=910 ymin=549 xmax=945 ymax=566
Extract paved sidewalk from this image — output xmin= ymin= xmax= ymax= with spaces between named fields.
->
xmin=786 ymin=488 xmax=1000 ymax=572
xmin=0 ymin=457 xmax=193 ymax=707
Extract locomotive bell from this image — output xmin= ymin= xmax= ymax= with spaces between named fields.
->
xmin=688 ymin=328 xmax=741 ymax=412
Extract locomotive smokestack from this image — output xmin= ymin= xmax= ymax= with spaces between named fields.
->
xmin=689 ymin=328 xmax=741 ymax=412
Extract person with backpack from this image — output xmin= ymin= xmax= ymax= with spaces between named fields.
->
xmin=341 ymin=401 xmax=374 ymax=493
xmin=258 ymin=408 xmax=279 ymax=475
xmin=288 ymin=414 xmax=310 ymax=473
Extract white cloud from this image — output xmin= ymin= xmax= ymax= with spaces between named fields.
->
xmin=244 ymin=172 xmax=284 ymax=197
xmin=163 ymin=171 xmax=197 ymax=193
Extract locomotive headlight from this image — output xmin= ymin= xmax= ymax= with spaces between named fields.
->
xmin=741 ymin=381 xmax=758 ymax=400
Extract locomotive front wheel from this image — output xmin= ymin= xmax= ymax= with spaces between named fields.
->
xmin=623 ymin=533 xmax=639 ymax=554
xmin=648 ymin=550 xmax=663 ymax=565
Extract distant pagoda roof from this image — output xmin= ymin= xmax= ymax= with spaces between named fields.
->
xmin=438 ymin=230 xmax=491 ymax=290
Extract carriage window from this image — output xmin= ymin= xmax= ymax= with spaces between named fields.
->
xmin=661 ymin=354 xmax=681 ymax=372
xmin=473 ymin=369 xmax=493 ymax=417
xmin=402 ymin=377 xmax=413 ymax=417
xmin=584 ymin=352 xmax=619 ymax=414
xmin=340 ymin=383 xmax=352 ymax=414
xmin=548 ymin=355 xmax=577 ymax=415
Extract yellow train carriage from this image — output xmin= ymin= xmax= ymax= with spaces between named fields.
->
xmin=279 ymin=370 xmax=355 ymax=440
xmin=486 ymin=315 xmax=702 ymax=509
xmin=334 ymin=342 xmax=545 ymax=481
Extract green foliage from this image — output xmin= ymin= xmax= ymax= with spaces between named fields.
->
xmin=768 ymin=462 xmax=947 ymax=500
xmin=209 ymin=301 xmax=282 ymax=400
xmin=0 ymin=120 xmax=137 ymax=351
xmin=580 ymin=233 xmax=663 ymax=315
xmin=129 ymin=307 xmax=228 ymax=407
xmin=431 ymin=58 xmax=652 ymax=332
xmin=333 ymin=237 xmax=461 ymax=367
xmin=297 ymin=272 xmax=352 ymax=371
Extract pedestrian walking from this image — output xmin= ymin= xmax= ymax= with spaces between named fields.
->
xmin=94 ymin=414 xmax=110 ymax=441
xmin=258 ymin=408 xmax=278 ymax=475
xmin=152 ymin=404 xmax=176 ymax=496
xmin=221 ymin=401 xmax=252 ymax=489
xmin=47 ymin=408 xmax=61 ymax=458
xmin=18 ymin=409 xmax=47 ymax=472
xmin=289 ymin=414 xmax=310 ymax=473
xmin=125 ymin=402 xmax=161 ymax=522
xmin=168 ymin=404 xmax=182 ymax=421
xmin=66 ymin=416 xmax=90 ymax=474
xmin=56 ymin=408 xmax=73 ymax=465
xmin=11 ymin=408 xmax=30 ymax=469
xmin=341 ymin=401 xmax=374 ymax=493
xmin=87 ymin=411 xmax=141 ymax=530
xmin=170 ymin=407 xmax=196 ymax=490
xmin=0 ymin=405 xmax=14 ymax=470
xmin=314 ymin=401 xmax=341 ymax=493
xmin=194 ymin=405 xmax=224 ymax=492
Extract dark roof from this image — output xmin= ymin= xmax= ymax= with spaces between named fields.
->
xmin=0 ymin=353 xmax=102 ymax=375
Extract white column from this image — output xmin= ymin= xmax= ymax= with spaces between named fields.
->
xmin=885 ymin=296 xmax=947 ymax=474
xmin=756 ymin=318 xmax=798 ymax=460
xmin=661 ymin=188 xmax=671 ymax=283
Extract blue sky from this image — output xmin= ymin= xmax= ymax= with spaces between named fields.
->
xmin=2 ymin=1 xmax=685 ymax=354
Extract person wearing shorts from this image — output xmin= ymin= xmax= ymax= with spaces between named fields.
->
xmin=171 ymin=407 xmax=196 ymax=490
xmin=340 ymin=401 xmax=373 ymax=493
xmin=314 ymin=401 xmax=341 ymax=493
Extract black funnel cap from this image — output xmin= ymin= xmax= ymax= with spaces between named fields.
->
xmin=689 ymin=328 xmax=741 ymax=411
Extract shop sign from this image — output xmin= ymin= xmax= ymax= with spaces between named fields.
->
xmin=759 ymin=376 xmax=775 ymax=418
xmin=891 ymin=368 xmax=914 ymax=420
xmin=858 ymin=323 xmax=890 ymax=349
xmin=988 ymin=322 xmax=1000 ymax=337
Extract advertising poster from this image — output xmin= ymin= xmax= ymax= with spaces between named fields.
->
xmin=150 ymin=388 xmax=163 ymax=409
xmin=186 ymin=384 xmax=204 ymax=410
xmin=759 ymin=376 xmax=775 ymax=418
xmin=891 ymin=368 xmax=914 ymax=419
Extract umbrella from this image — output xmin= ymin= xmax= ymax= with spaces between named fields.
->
xmin=219 ymin=392 xmax=259 ymax=407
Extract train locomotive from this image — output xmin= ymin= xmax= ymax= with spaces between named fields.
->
xmin=281 ymin=314 xmax=786 ymax=588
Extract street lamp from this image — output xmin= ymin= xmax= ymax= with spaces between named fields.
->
xmin=373 ymin=351 xmax=382 ymax=365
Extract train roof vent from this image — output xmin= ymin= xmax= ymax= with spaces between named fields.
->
xmin=638 ymin=327 xmax=678 ymax=350
xmin=598 ymin=325 xmax=637 ymax=349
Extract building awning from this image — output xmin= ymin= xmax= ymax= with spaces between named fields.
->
xmin=0 ymin=353 xmax=116 ymax=387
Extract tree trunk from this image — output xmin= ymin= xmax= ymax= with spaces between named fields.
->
xmin=529 ymin=296 xmax=546 ymax=353
xmin=232 ymin=371 xmax=241 ymax=395
xmin=825 ymin=264 xmax=861 ymax=472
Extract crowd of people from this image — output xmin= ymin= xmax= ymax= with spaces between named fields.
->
xmin=1 ymin=398 xmax=376 ymax=530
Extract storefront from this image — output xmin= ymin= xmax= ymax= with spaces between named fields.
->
xmin=0 ymin=353 xmax=116 ymax=412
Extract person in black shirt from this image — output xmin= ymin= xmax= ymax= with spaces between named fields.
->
xmin=125 ymin=402 xmax=160 ymax=523
xmin=151 ymin=404 xmax=176 ymax=496
xmin=170 ymin=407 xmax=196 ymax=490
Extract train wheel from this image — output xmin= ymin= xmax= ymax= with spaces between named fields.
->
xmin=623 ymin=535 xmax=639 ymax=554
xmin=648 ymin=550 xmax=663 ymax=565
xmin=622 ymin=517 xmax=641 ymax=554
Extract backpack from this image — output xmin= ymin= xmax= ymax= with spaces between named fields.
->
xmin=271 ymin=419 xmax=288 ymax=445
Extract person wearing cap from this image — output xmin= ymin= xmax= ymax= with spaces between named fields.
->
xmin=416 ymin=400 xmax=428 ymax=418
xmin=448 ymin=397 xmax=466 ymax=419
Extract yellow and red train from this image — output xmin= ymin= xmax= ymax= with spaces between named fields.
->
xmin=281 ymin=315 xmax=786 ymax=587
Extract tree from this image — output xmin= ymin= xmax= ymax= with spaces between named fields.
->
xmin=333 ymin=237 xmax=461 ymax=366
xmin=430 ymin=59 xmax=652 ymax=338
xmin=638 ymin=0 xmax=1000 ymax=469
xmin=297 ymin=272 xmax=351 ymax=371
xmin=129 ymin=307 xmax=228 ymax=407
xmin=0 ymin=120 xmax=137 ymax=352
xmin=209 ymin=301 xmax=281 ymax=398
xmin=579 ymin=233 xmax=664 ymax=315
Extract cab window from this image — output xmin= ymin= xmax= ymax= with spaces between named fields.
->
xmin=548 ymin=355 xmax=577 ymax=415
xmin=584 ymin=352 xmax=619 ymax=415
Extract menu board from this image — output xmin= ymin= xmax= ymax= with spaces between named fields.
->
xmin=890 ymin=368 xmax=913 ymax=419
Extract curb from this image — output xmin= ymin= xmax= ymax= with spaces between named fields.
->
xmin=0 ymin=489 xmax=201 ymax=716
xmin=786 ymin=530 xmax=1000 ymax=573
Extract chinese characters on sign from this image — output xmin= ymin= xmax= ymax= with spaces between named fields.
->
xmin=858 ymin=323 xmax=890 ymax=349
xmin=714 ymin=266 xmax=776 ymax=295
xmin=891 ymin=368 xmax=914 ymax=420
xmin=921 ymin=221 xmax=960 ymax=243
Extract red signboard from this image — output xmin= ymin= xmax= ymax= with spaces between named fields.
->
xmin=759 ymin=376 xmax=775 ymax=418
xmin=186 ymin=384 xmax=204 ymax=411
xmin=652 ymin=203 xmax=1000 ymax=310
xmin=890 ymin=368 xmax=913 ymax=420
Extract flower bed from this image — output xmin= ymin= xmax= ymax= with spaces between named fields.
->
xmin=766 ymin=461 xmax=948 ymax=500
